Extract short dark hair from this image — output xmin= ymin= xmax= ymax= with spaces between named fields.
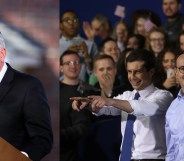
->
xmin=60 ymin=10 xmax=78 ymax=22
xmin=60 ymin=50 xmax=80 ymax=65
xmin=126 ymin=49 xmax=156 ymax=71
xmin=98 ymin=37 xmax=116 ymax=52
xmin=93 ymin=54 xmax=116 ymax=67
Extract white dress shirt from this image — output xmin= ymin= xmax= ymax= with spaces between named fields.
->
xmin=96 ymin=84 xmax=173 ymax=160
xmin=0 ymin=63 xmax=7 ymax=83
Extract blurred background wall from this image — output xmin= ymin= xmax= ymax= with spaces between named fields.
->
xmin=0 ymin=1 xmax=59 ymax=161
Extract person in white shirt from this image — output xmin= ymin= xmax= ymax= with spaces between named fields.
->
xmin=71 ymin=49 xmax=173 ymax=161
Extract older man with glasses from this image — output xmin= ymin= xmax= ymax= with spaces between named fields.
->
xmin=165 ymin=53 xmax=184 ymax=161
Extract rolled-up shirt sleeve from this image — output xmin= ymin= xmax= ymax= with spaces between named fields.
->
xmin=129 ymin=89 xmax=173 ymax=116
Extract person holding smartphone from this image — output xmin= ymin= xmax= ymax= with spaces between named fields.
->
xmin=154 ymin=48 xmax=180 ymax=98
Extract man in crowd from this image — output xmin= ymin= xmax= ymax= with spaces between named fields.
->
xmin=0 ymin=32 xmax=53 ymax=161
xmin=60 ymin=50 xmax=92 ymax=161
xmin=60 ymin=10 xmax=98 ymax=81
xmin=165 ymin=53 xmax=184 ymax=161
xmin=162 ymin=0 xmax=184 ymax=49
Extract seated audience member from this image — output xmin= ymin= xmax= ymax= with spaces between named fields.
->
xmin=93 ymin=54 xmax=130 ymax=98
xmin=71 ymin=49 xmax=173 ymax=161
xmin=178 ymin=30 xmax=184 ymax=53
xmin=165 ymin=53 xmax=184 ymax=161
xmin=126 ymin=34 xmax=146 ymax=50
xmin=60 ymin=10 xmax=98 ymax=81
xmin=162 ymin=0 xmax=184 ymax=49
xmin=98 ymin=38 xmax=121 ymax=63
xmin=83 ymin=14 xmax=113 ymax=44
xmin=131 ymin=9 xmax=161 ymax=37
xmin=89 ymin=38 xmax=122 ymax=85
xmin=146 ymin=28 xmax=168 ymax=57
xmin=60 ymin=50 xmax=93 ymax=161
xmin=99 ymin=38 xmax=133 ymax=89
xmin=112 ymin=21 xmax=130 ymax=52
xmin=154 ymin=48 xmax=180 ymax=98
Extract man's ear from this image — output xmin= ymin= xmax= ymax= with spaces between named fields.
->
xmin=60 ymin=66 xmax=64 ymax=72
xmin=150 ymin=68 xmax=155 ymax=77
xmin=93 ymin=67 xmax=97 ymax=77
xmin=0 ymin=48 xmax=6 ymax=62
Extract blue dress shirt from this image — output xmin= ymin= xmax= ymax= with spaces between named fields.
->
xmin=165 ymin=89 xmax=184 ymax=161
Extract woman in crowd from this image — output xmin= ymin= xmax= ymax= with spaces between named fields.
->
xmin=112 ymin=21 xmax=130 ymax=52
xmin=146 ymin=28 xmax=168 ymax=57
xmin=131 ymin=9 xmax=161 ymax=37
xmin=154 ymin=48 xmax=180 ymax=98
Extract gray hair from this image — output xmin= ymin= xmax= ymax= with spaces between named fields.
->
xmin=0 ymin=32 xmax=6 ymax=50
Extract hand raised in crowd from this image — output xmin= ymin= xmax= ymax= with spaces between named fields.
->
xmin=163 ymin=76 xmax=177 ymax=89
xmin=83 ymin=21 xmax=95 ymax=41
xmin=68 ymin=42 xmax=89 ymax=56
xmin=79 ymin=41 xmax=88 ymax=57
xmin=100 ymin=73 xmax=114 ymax=97
xmin=68 ymin=44 xmax=80 ymax=53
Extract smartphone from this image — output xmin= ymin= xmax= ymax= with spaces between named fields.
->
xmin=167 ymin=68 xmax=175 ymax=78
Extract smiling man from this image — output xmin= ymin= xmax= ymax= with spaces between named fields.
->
xmin=60 ymin=50 xmax=92 ymax=161
xmin=71 ymin=49 xmax=173 ymax=161
xmin=165 ymin=53 xmax=184 ymax=161
xmin=162 ymin=0 xmax=184 ymax=49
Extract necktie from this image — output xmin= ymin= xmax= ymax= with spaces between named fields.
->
xmin=120 ymin=92 xmax=140 ymax=161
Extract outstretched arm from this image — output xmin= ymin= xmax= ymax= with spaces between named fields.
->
xmin=71 ymin=96 xmax=133 ymax=113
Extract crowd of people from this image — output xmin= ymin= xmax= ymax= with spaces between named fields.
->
xmin=60 ymin=0 xmax=184 ymax=161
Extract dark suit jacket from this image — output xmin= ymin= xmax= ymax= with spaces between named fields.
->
xmin=0 ymin=64 xmax=53 ymax=161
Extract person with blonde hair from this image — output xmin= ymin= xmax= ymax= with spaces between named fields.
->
xmin=146 ymin=27 xmax=167 ymax=57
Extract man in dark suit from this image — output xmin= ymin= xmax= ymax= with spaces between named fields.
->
xmin=0 ymin=32 xmax=53 ymax=161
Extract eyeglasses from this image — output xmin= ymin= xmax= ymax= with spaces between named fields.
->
xmin=176 ymin=66 xmax=184 ymax=74
xmin=62 ymin=18 xmax=79 ymax=25
xmin=150 ymin=38 xmax=164 ymax=42
xmin=62 ymin=61 xmax=80 ymax=66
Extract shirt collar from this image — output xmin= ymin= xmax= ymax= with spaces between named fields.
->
xmin=0 ymin=63 xmax=7 ymax=83
xmin=133 ymin=83 xmax=155 ymax=99
xmin=61 ymin=35 xmax=80 ymax=41
xmin=177 ymin=89 xmax=184 ymax=100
